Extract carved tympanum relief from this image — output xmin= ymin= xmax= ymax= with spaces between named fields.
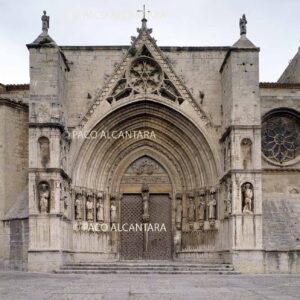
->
xmin=121 ymin=156 xmax=170 ymax=185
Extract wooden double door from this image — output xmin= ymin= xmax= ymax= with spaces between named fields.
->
xmin=120 ymin=194 xmax=172 ymax=260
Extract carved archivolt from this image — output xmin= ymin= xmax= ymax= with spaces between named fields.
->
xmin=72 ymin=101 xmax=219 ymax=190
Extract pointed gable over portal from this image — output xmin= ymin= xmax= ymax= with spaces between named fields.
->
xmin=79 ymin=17 xmax=210 ymax=128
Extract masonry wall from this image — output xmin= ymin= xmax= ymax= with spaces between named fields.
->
xmin=0 ymin=100 xmax=29 ymax=269
xmin=61 ymin=47 xmax=227 ymax=127
xmin=261 ymin=86 xmax=300 ymax=273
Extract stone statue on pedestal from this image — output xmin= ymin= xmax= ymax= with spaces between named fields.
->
xmin=187 ymin=193 xmax=195 ymax=222
xmin=110 ymin=195 xmax=117 ymax=224
xmin=39 ymin=182 xmax=50 ymax=213
xmin=96 ymin=192 xmax=104 ymax=223
xmin=86 ymin=194 xmax=94 ymax=221
xmin=75 ymin=193 xmax=83 ymax=220
xmin=239 ymin=14 xmax=247 ymax=35
xmin=198 ymin=189 xmax=206 ymax=221
xmin=242 ymin=183 xmax=254 ymax=214
xmin=42 ymin=11 xmax=50 ymax=33
xmin=208 ymin=190 xmax=217 ymax=220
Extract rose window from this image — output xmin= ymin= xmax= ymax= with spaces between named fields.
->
xmin=262 ymin=114 xmax=300 ymax=163
xmin=128 ymin=56 xmax=163 ymax=93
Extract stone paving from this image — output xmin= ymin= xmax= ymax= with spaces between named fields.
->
xmin=1 ymin=271 xmax=300 ymax=300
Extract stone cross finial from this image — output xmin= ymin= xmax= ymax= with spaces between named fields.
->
xmin=137 ymin=4 xmax=150 ymax=29
xmin=239 ymin=14 xmax=247 ymax=35
xmin=137 ymin=4 xmax=150 ymax=20
xmin=42 ymin=10 xmax=50 ymax=33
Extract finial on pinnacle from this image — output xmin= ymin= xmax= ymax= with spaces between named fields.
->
xmin=42 ymin=10 xmax=50 ymax=34
xmin=137 ymin=4 xmax=150 ymax=30
xmin=239 ymin=14 xmax=247 ymax=35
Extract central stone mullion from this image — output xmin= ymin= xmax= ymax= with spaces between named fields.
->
xmin=141 ymin=184 xmax=150 ymax=254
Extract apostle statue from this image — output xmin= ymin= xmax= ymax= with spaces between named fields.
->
xmin=198 ymin=189 xmax=206 ymax=221
xmin=187 ymin=193 xmax=195 ymax=222
xmin=75 ymin=193 xmax=83 ymax=220
xmin=86 ymin=194 xmax=94 ymax=222
xmin=208 ymin=190 xmax=217 ymax=220
xmin=110 ymin=200 xmax=117 ymax=224
xmin=96 ymin=192 xmax=104 ymax=223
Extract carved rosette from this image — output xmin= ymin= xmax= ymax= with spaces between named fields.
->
xmin=106 ymin=47 xmax=185 ymax=104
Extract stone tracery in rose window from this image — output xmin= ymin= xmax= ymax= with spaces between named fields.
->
xmin=261 ymin=114 xmax=300 ymax=164
xmin=107 ymin=47 xmax=184 ymax=104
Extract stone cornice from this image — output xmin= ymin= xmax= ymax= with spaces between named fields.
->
xmin=60 ymin=45 xmax=231 ymax=52
xmin=29 ymin=168 xmax=71 ymax=181
xmin=219 ymin=125 xmax=261 ymax=142
xmin=260 ymin=82 xmax=300 ymax=89
xmin=263 ymin=168 xmax=300 ymax=173
xmin=220 ymin=169 xmax=262 ymax=182
xmin=0 ymin=97 xmax=28 ymax=110
xmin=29 ymin=122 xmax=65 ymax=132
xmin=0 ymin=83 xmax=29 ymax=91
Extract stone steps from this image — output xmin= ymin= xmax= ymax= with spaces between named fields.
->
xmin=55 ymin=262 xmax=239 ymax=275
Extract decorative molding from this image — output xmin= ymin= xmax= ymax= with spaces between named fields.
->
xmin=219 ymin=125 xmax=261 ymax=143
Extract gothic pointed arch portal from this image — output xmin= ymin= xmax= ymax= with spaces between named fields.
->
xmin=71 ymin=100 xmax=222 ymax=261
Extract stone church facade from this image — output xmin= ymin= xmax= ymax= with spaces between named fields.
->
xmin=1 ymin=12 xmax=300 ymax=273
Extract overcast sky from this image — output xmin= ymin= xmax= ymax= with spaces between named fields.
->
xmin=0 ymin=0 xmax=299 ymax=84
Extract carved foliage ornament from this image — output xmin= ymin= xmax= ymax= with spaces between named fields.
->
xmin=262 ymin=114 xmax=300 ymax=163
